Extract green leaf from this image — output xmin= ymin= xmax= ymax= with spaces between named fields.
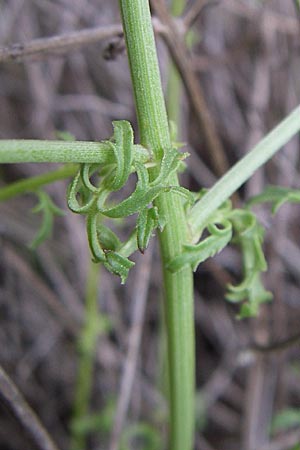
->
xmin=136 ymin=207 xmax=159 ymax=253
xmin=97 ymin=224 xmax=122 ymax=251
xmin=133 ymin=144 xmax=153 ymax=163
xmin=120 ymin=423 xmax=162 ymax=450
xmin=67 ymin=170 xmax=97 ymax=213
xmin=168 ymin=186 xmax=194 ymax=204
xmin=78 ymin=313 xmax=111 ymax=355
xmin=104 ymin=251 xmax=135 ymax=284
xmin=105 ymin=120 xmax=134 ymax=191
xmin=86 ymin=213 xmax=134 ymax=283
xmin=226 ymin=209 xmax=272 ymax=318
xmin=86 ymin=213 xmax=106 ymax=262
xmin=169 ymin=120 xmax=186 ymax=150
xmin=99 ymin=163 xmax=158 ymax=217
xmin=30 ymin=190 xmax=65 ymax=249
xmin=187 ymin=189 xmax=232 ymax=242
xmin=99 ymin=163 xmax=167 ymax=218
xmin=272 ymin=409 xmax=300 ymax=434
xmin=100 ymin=159 xmax=193 ymax=219
xmin=55 ymin=130 xmax=76 ymax=141
xmin=168 ymin=220 xmax=232 ymax=272
xmin=247 ymin=185 xmax=300 ymax=214
xmin=66 ymin=119 xmax=192 ymax=283
xmin=181 ymin=191 xmax=272 ymax=318
xmin=86 ymin=214 xmax=122 ymax=262
xmin=80 ymin=163 xmax=103 ymax=193
xmin=151 ymin=147 xmax=188 ymax=187
xmin=71 ymin=399 xmax=116 ymax=435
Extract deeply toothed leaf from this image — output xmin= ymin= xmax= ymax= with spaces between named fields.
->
xmin=247 ymin=185 xmax=300 ymax=214
xmin=30 ymin=190 xmax=65 ymax=249
xmin=168 ymin=220 xmax=232 ymax=272
xmin=226 ymin=209 xmax=272 ymax=318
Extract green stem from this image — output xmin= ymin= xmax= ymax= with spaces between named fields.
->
xmin=161 ymin=0 xmax=187 ymax=422
xmin=0 ymin=165 xmax=78 ymax=201
xmin=0 ymin=140 xmax=111 ymax=163
xmin=119 ymin=2 xmax=195 ymax=450
xmin=167 ymin=0 xmax=186 ymax=125
xmin=70 ymin=262 xmax=102 ymax=450
xmin=190 ymin=105 xmax=300 ymax=235
xmin=0 ymin=140 xmax=149 ymax=164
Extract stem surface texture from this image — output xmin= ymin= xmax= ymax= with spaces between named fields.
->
xmin=119 ymin=1 xmax=195 ymax=449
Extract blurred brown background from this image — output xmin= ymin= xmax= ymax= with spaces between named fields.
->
xmin=0 ymin=1 xmax=300 ymax=449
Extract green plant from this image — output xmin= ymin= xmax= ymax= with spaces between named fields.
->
xmin=271 ymin=408 xmax=300 ymax=433
xmin=0 ymin=1 xmax=300 ymax=450
xmin=70 ymin=261 xmax=111 ymax=450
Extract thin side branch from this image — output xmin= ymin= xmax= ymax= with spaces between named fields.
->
xmin=0 ymin=364 xmax=61 ymax=450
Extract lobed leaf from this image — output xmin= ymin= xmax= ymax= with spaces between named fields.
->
xmin=30 ymin=190 xmax=65 ymax=249
xmin=67 ymin=120 xmax=191 ymax=282
xmin=99 ymin=163 xmax=192 ymax=219
xmin=247 ymin=185 xmax=300 ymax=214
xmin=226 ymin=209 xmax=272 ymax=318
xmin=151 ymin=147 xmax=188 ymax=187
xmin=168 ymin=220 xmax=232 ymax=272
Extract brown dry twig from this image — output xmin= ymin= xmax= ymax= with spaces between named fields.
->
xmin=109 ymin=244 xmax=153 ymax=450
xmin=182 ymin=0 xmax=219 ymax=29
xmin=224 ymin=0 xmax=300 ymax=36
xmin=0 ymin=364 xmax=61 ymax=450
xmin=151 ymin=0 xmax=230 ymax=177
xmin=0 ymin=20 xmax=167 ymax=64
xmin=251 ymin=331 xmax=300 ymax=355
xmin=0 ymin=25 xmax=123 ymax=63
xmin=258 ymin=429 xmax=300 ymax=450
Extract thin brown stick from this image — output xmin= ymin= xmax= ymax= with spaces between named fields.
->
xmin=183 ymin=0 xmax=219 ymax=29
xmin=109 ymin=244 xmax=153 ymax=450
xmin=151 ymin=0 xmax=230 ymax=177
xmin=2 ymin=239 xmax=120 ymax=369
xmin=251 ymin=331 xmax=300 ymax=355
xmin=0 ymin=364 xmax=61 ymax=450
xmin=258 ymin=430 xmax=300 ymax=450
xmin=4 ymin=244 xmax=79 ymax=335
xmin=0 ymin=24 xmax=123 ymax=63
xmin=224 ymin=0 xmax=300 ymax=36
xmin=0 ymin=20 xmax=167 ymax=64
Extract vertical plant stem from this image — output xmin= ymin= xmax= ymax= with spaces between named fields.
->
xmin=167 ymin=0 xmax=186 ymax=125
xmin=119 ymin=1 xmax=195 ymax=450
xmin=70 ymin=262 xmax=101 ymax=450
xmin=161 ymin=0 xmax=187 ymax=422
